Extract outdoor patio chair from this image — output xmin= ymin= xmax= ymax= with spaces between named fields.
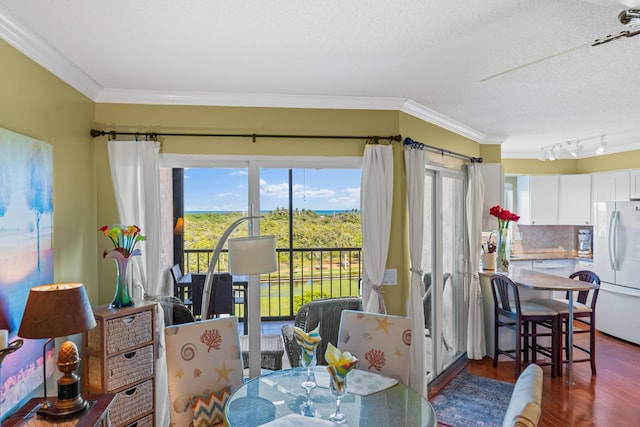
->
xmin=282 ymin=296 xmax=362 ymax=367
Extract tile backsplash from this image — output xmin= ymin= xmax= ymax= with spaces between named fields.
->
xmin=510 ymin=224 xmax=593 ymax=254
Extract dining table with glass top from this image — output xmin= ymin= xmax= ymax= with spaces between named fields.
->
xmin=224 ymin=366 xmax=437 ymax=426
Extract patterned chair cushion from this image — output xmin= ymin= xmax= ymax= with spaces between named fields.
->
xmin=337 ymin=310 xmax=412 ymax=385
xmin=165 ymin=317 xmax=243 ymax=427
xmin=190 ymin=386 xmax=231 ymax=427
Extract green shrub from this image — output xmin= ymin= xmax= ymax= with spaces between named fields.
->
xmin=293 ymin=290 xmax=330 ymax=314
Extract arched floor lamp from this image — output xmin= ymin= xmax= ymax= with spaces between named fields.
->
xmin=200 ymin=216 xmax=277 ymax=379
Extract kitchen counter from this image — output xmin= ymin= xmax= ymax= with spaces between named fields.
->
xmin=510 ymin=251 xmax=592 ymax=262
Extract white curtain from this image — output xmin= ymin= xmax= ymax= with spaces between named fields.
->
xmin=465 ymin=162 xmax=486 ymax=359
xmin=107 ymin=139 xmax=170 ymax=426
xmin=404 ymin=145 xmax=427 ymax=396
xmin=360 ymin=144 xmax=393 ymax=314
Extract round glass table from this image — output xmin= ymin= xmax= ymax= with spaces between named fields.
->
xmin=225 ymin=367 xmax=437 ymax=426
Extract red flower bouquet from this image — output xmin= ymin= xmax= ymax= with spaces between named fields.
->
xmin=489 ymin=206 xmax=520 ymax=272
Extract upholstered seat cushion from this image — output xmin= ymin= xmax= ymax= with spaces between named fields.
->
xmin=500 ymin=301 xmax=559 ymax=317
xmin=502 ymin=364 xmax=543 ymax=427
xmin=529 ymin=298 xmax=592 ymax=314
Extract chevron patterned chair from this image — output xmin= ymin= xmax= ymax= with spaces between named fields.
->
xmin=165 ymin=317 xmax=243 ymax=427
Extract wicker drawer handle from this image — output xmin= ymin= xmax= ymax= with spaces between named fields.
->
xmin=124 ymin=351 xmax=137 ymax=359
xmin=121 ymin=315 xmax=136 ymax=325
xmin=124 ymin=386 xmax=138 ymax=396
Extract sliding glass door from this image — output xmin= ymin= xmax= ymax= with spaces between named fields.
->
xmin=423 ymin=167 xmax=468 ymax=382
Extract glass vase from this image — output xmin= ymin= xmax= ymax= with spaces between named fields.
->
xmin=105 ymin=250 xmax=135 ymax=308
xmin=496 ymin=226 xmax=511 ymax=273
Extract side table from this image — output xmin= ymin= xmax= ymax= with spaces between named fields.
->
xmin=239 ymin=335 xmax=284 ymax=371
xmin=2 ymin=393 xmax=115 ymax=427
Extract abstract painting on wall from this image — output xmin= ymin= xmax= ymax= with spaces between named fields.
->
xmin=0 ymin=127 xmax=54 ymax=418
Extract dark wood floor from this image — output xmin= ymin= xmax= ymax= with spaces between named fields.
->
xmin=457 ymin=327 xmax=640 ymax=426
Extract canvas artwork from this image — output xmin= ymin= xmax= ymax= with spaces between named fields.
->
xmin=0 ymin=127 xmax=54 ymax=418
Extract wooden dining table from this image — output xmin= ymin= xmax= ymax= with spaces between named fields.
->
xmin=224 ymin=367 xmax=437 ymax=426
xmin=499 ymin=269 xmax=598 ymax=385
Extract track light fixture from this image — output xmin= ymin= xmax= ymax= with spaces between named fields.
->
xmin=569 ymin=141 xmax=583 ymax=158
xmin=538 ymin=139 xmax=591 ymax=161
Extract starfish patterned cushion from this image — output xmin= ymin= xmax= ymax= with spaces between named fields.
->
xmin=337 ymin=310 xmax=412 ymax=385
xmin=165 ymin=317 xmax=243 ymax=427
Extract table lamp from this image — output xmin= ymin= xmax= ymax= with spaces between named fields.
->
xmin=18 ymin=283 xmax=97 ymax=417
xmin=228 ymin=235 xmax=277 ymax=379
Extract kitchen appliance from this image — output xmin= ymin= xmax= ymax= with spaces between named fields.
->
xmin=592 ymin=201 xmax=640 ymax=345
xmin=578 ymin=228 xmax=592 ymax=256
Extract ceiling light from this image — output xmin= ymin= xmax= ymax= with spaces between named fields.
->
xmin=619 ymin=9 xmax=640 ymax=28
xmin=548 ymin=147 xmax=556 ymax=161
xmin=596 ymin=136 xmax=607 ymax=154
xmin=570 ymin=141 xmax=583 ymax=158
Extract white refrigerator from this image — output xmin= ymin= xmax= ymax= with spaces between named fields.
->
xmin=592 ymin=201 xmax=640 ymax=345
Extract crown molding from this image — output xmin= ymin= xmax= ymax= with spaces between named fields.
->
xmin=399 ymin=99 xmax=506 ymax=145
xmin=0 ymin=3 xmax=101 ymax=100
xmin=94 ymin=88 xmax=408 ymax=110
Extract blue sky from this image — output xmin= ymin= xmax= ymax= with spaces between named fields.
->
xmin=184 ymin=168 xmax=361 ymax=212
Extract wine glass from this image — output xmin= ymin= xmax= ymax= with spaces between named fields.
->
xmin=299 ymin=345 xmax=317 ymax=414
xmin=328 ymin=373 xmax=348 ymax=424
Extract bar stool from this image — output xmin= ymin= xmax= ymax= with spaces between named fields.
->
xmin=490 ymin=274 xmax=561 ymax=378
xmin=530 ymin=270 xmax=600 ymax=376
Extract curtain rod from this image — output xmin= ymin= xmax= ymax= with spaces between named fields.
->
xmin=403 ymin=137 xmax=483 ymax=163
xmin=90 ymin=129 xmax=402 ymax=143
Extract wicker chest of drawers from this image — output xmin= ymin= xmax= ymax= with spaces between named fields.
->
xmin=83 ymin=302 xmax=156 ymax=427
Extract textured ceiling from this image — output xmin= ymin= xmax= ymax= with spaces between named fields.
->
xmin=1 ymin=0 xmax=640 ymax=158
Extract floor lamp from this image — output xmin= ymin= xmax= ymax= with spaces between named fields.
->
xmin=200 ymin=215 xmax=263 ymax=320
xmin=228 ymin=235 xmax=277 ymax=379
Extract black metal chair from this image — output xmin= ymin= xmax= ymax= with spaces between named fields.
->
xmin=530 ymin=270 xmax=600 ymax=376
xmin=490 ymin=273 xmax=561 ymax=378
xmin=281 ymin=296 xmax=362 ymax=367
xmin=170 ymin=264 xmax=192 ymax=306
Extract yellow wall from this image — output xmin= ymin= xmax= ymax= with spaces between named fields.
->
xmin=502 ymin=159 xmax=579 ymax=175
xmin=0 ymin=40 xmax=98 ymax=301
xmin=480 ymin=144 xmax=502 ymax=164
xmin=576 ymin=151 xmax=640 ymax=173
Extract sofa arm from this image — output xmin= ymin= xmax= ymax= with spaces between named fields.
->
xmin=502 ymin=364 xmax=543 ymax=427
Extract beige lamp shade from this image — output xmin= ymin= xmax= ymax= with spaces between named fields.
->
xmin=18 ymin=283 xmax=97 ymax=339
xmin=228 ymin=235 xmax=277 ymax=275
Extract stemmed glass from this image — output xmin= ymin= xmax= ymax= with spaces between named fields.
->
xmin=328 ymin=371 xmax=348 ymax=423
xmin=293 ymin=325 xmax=321 ymax=416
xmin=299 ymin=345 xmax=317 ymax=415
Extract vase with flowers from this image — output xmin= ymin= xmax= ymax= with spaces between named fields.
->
xmin=489 ymin=205 xmax=520 ymax=273
xmin=99 ymin=224 xmax=145 ymax=308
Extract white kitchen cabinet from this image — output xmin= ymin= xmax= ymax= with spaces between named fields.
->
xmin=559 ymin=174 xmax=591 ymax=225
xmin=574 ymin=259 xmax=594 ymax=273
xmin=592 ymin=170 xmax=630 ymax=202
xmin=630 ymin=170 xmax=640 ymax=200
xmin=516 ymin=175 xmax=559 ymax=225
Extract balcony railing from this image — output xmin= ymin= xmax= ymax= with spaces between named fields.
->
xmin=183 ymin=247 xmax=362 ymax=320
